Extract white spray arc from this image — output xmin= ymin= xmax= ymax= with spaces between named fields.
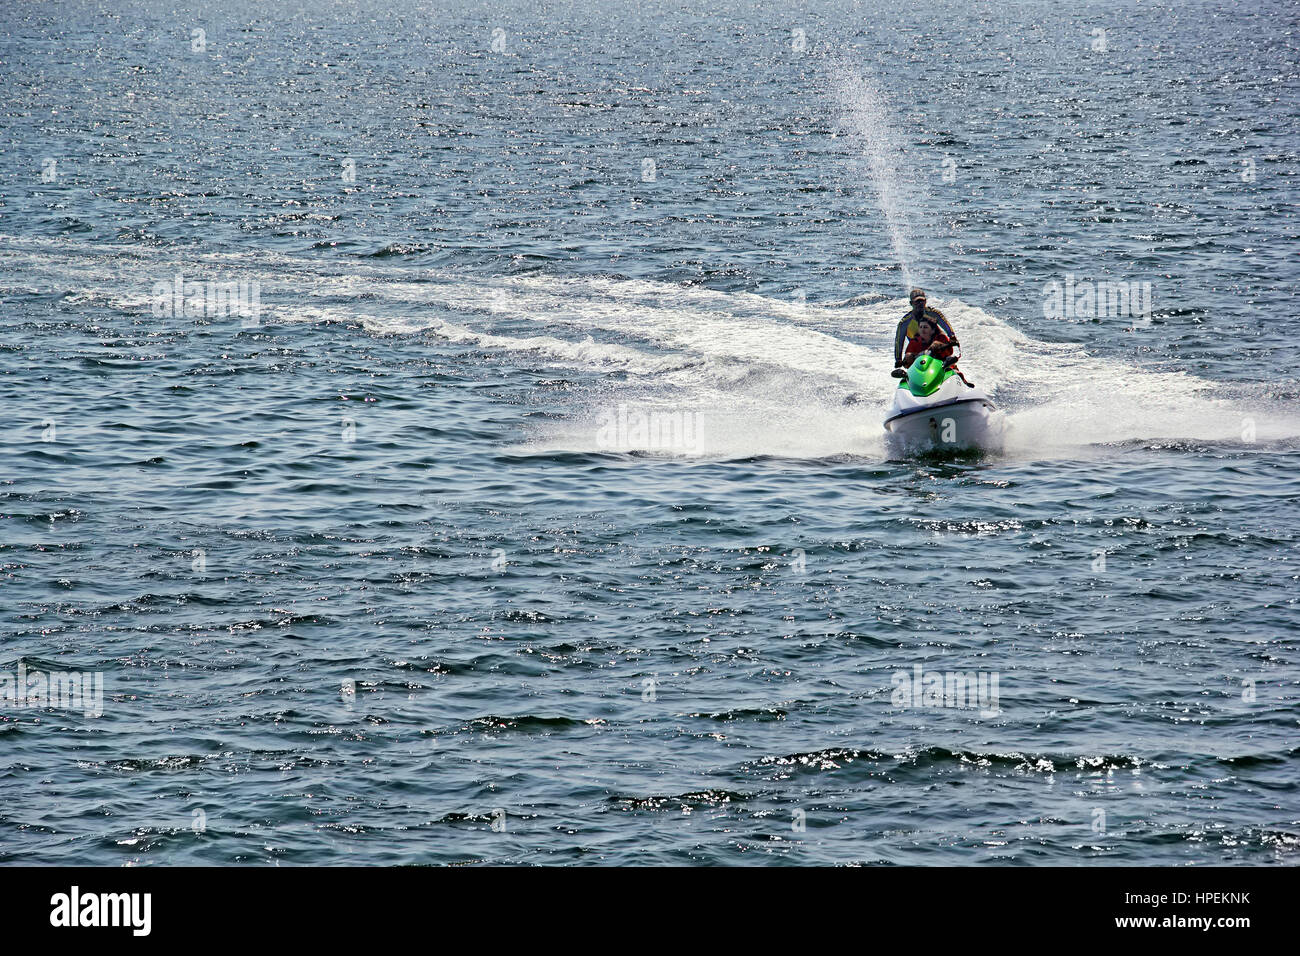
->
xmin=831 ymin=68 xmax=920 ymax=291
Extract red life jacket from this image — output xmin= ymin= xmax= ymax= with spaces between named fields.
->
xmin=904 ymin=331 xmax=954 ymax=362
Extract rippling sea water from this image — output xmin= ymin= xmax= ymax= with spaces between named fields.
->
xmin=1 ymin=0 xmax=1298 ymax=865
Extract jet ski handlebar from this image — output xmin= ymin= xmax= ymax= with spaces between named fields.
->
xmin=891 ymin=341 xmax=962 ymax=378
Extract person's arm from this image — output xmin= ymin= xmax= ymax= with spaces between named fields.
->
xmin=894 ymin=317 xmax=909 ymax=367
xmin=927 ymin=307 xmax=958 ymax=345
xmin=931 ymin=336 xmax=960 ymax=365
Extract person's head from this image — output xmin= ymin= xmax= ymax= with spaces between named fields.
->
xmin=916 ymin=316 xmax=937 ymax=345
xmin=909 ymin=288 xmax=926 ymax=313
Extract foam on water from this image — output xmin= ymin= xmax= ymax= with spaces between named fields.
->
xmin=506 ymin=281 xmax=1300 ymax=459
xmin=4 ymin=238 xmax=1298 ymax=460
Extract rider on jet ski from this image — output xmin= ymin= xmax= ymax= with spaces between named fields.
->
xmin=895 ymin=288 xmax=957 ymax=369
xmin=894 ymin=288 xmax=974 ymax=385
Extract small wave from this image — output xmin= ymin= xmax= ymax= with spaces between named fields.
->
xmin=611 ymin=789 xmax=752 ymax=811
xmin=364 ymin=242 xmax=435 ymax=258
xmin=462 ymin=714 xmax=604 ymax=734
xmin=750 ymin=746 xmax=1149 ymax=776
xmin=688 ymin=707 xmax=788 ymax=722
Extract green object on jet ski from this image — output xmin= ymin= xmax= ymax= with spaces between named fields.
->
xmin=902 ymin=354 xmax=954 ymax=397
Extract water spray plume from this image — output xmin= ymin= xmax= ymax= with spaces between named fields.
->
xmin=831 ymin=67 xmax=919 ymax=291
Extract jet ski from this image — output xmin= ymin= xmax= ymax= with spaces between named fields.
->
xmin=883 ymin=345 xmax=1002 ymax=454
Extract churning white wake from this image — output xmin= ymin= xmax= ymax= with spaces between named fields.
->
xmin=467 ymin=276 xmax=1300 ymax=459
xmin=258 ymin=260 xmax=1300 ymax=460
xmin=6 ymin=239 xmax=1299 ymax=460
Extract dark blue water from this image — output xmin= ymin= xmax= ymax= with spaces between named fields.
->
xmin=1 ymin=0 xmax=1298 ymax=865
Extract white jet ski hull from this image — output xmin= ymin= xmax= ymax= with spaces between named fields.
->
xmin=883 ymin=378 xmax=1002 ymax=454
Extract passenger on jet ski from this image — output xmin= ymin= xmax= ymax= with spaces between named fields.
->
xmin=894 ymin=288 xmax=958 ymax=369
xmin=900 ymin=315 xmax=954 ymax=368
